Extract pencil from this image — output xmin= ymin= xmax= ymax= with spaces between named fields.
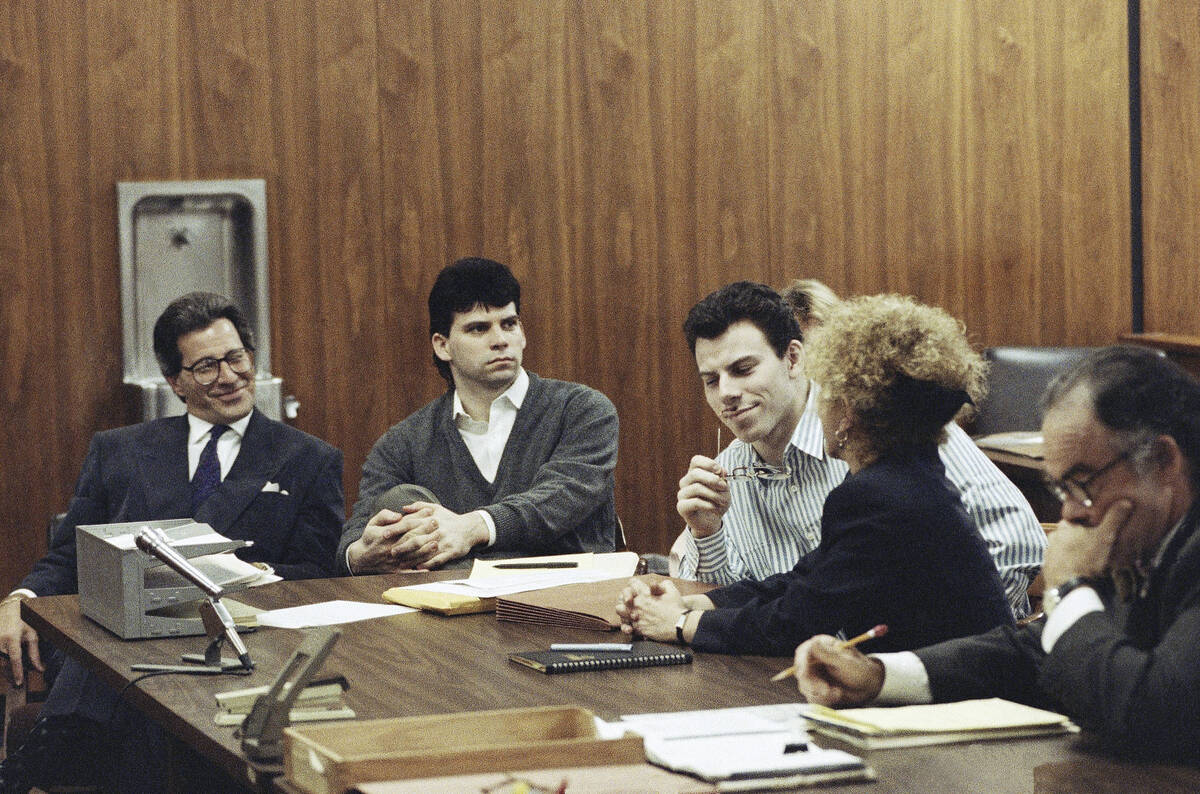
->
xmin=770 ymin=624 xmax=888 ymax=682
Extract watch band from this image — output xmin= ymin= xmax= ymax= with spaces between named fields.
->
xmin=1043 ymin=575 xmax=1100 ymax=615
xmin=675 ymin=609 xmax=694 ymax=645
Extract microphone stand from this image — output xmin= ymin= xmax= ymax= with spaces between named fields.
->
xmin=131 ymin=527 xmax=255 ymax=675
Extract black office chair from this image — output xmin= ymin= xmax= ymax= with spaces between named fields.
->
xmin=973 ymin=347 xmax=1101 ymax=436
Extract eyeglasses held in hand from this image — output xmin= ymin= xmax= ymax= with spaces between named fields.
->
xmin=180 ymin=348 xmax=255 ymax=386
xmin=716 ymin=427 xmax=792 ymax=482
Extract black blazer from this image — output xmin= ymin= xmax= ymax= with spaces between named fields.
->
xmin=693 ymin=444 xmax=1013 ymax=656
xmin=22 ymin=410 xmax=344 ymax=593
xmin=917 ymin=504 xmax=1200 ymax=763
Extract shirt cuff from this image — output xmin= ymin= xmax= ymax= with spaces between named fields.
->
xmin=476 ymin=510 xmax=497 ymax=547
xmin=1041 ymin=586 xmax=1104 ymax=653
xmin=873 ymin=652 xmax=933 ymax=704
xmin=691 ymin=525 xmax=728 ymax=575
xmin=6 ymin=589 xmax=36 ymax=600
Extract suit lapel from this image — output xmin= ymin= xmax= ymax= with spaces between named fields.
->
xmin=194 ymin=411 xmax=280 ymax=532
xmin=138 ymin=416 xmax=192 ymax=517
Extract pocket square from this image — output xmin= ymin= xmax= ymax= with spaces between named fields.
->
xmin=261 ymin=481 xmax=289 ymax=496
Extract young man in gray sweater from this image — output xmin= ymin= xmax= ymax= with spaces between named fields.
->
xmin=339 ymin=257 xmax=619 ymax=573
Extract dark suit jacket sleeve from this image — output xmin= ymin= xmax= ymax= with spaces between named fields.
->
xmin=21 ymin=434 xmax=110 ymax=596
xmin=267 ymin=442 xmax=344 ymax=580
xmin=915 ymin=623 xmax=1051 ymax=707
xmin=1035 ymin=585 xmax=1200 ymax=759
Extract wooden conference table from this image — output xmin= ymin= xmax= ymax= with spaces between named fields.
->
xmin=23 ymin=572 xmax=1200 ymax=793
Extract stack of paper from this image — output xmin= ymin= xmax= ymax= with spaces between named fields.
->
xmin=213 ymin=676 xmax=354 ymax=727
xmin=496 ymin=575 xmax=715 ymax=631
xmin=615 ymin=704 xmax=872 ymax=786
xmin=801 ymin=698 xmax=1078 ymax=749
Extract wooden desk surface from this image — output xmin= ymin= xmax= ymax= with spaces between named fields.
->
xmin=24 ymin=573 xmax=1200 ymax=793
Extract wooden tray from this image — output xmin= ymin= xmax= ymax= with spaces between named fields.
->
xmin=283 ymin=705 xmax=644 ymax=794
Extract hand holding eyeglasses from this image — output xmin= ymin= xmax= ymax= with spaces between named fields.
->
xmin=676 ymin=454 xmax=732 ymax=539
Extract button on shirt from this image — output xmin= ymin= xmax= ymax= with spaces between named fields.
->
xmin=679 ymin=382 xmax=1046 ymax=617
xmin=187 ymin=412 xmax=251 ymax=481
xmin=452 ymin=368 xmax=529 ymax=544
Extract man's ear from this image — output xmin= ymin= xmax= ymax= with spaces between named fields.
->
xmin=431 ymin=333 xmax=451 ymax=363
xmin=784 ymin=339 xmax=805 ymax=377
xmin=1150 ymin=435 xmax=1186 ymax=479
xmin=166 ymin=375 xmax=186 ymax=401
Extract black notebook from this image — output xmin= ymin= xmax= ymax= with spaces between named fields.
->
xmin=509 ymin=641 xmax=693 ymax=674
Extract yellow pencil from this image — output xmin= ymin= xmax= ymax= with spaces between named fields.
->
xmin=770 ymin=624 xmax=888 ymax=682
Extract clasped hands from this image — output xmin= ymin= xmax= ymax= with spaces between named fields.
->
xmin=348 ymin=501 xmax=489 ymax=573
xmin=615 ymin=579 xmax=712 ymax=643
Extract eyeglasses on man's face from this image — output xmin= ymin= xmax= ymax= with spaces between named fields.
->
xmin=180 ymin=348 xmax=255 ymax=386
xmin=1042 ymin=448 xmax=1132 ymax=508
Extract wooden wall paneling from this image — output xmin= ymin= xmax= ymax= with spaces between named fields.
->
xmin=375 ymin=0 xmax=454 ymax=425
xmin=1055 ymin=3 xmax=1130 ymax=344
xmin=0 ymin=5 xmax=60 ymax=588
xmin=178 ymin=1 xmax=276 ymax=176
xmin=311 ymin=0 xmax=387 ymax=503
xmin=1141 ymin=1 xmax=1200 ymax=336
xmin=262 ymin=0 xmax=329 ymax=443
xmin=694 ymin=1 xmax=771 ymax=292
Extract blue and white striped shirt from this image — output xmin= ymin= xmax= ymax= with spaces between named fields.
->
xmin=677 ymin=384 xmax=1046 ymax=617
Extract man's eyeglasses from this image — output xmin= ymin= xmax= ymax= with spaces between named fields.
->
xmin=1042 ymin=449 xmax=1131 ymax=508
xmin=180 ymin=348 xmax=255 ymax=386
xmin=726 ymin=465 xmax=792 ymax=482
xmin=715 ymin=427 xmax=791 ymax=482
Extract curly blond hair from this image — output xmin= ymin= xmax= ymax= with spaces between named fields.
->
xmin=780 ymin=278 xmax=841 ymax=333
xmin=805 ymin=294 xmax=987 ymax=457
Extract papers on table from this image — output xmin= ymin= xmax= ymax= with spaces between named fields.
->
xmin=613 ymin=704 xmax=871 ymax=785
xmin=256 ymin=600 xmax=415 ymax=629
xmin=800 ymin=698 xmax=1079 ymax=749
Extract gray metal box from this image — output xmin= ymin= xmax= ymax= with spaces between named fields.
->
xmin=77 ymin=519 xmax=248 ymax=639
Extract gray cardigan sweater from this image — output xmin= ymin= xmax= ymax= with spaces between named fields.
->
xmin=339 ymin=372 xmax=619 ymax=572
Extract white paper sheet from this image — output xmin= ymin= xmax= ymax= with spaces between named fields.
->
xmin=255 ymin=600 xmax=415 ymax=628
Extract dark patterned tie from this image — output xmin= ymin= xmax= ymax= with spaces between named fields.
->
xmin=191 ymin=425 xmax=229 ymax=513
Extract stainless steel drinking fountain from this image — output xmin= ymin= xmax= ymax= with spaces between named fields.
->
xmin=117 ymin=179 xmax=285 ymax=421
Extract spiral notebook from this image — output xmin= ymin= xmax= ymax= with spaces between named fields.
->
xmin=509 ymin=640 xmax=693 ymax=674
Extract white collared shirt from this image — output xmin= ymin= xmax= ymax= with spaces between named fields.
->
xmin=186 ymin=411 xmax=252 ymax=481
xmin=451 ymin=369 xmax=529 ymax=546
xmin=453 ymin=369 xmax=529 ymax=483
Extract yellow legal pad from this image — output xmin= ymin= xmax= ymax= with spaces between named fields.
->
xmin=802 ymin=698 xmax=1078 ymax=750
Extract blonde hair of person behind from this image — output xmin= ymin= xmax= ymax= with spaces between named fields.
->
xmin=805 ymin=294 xmax=987 ymax=459
xmin=780 ymin=278 xmax=841 ymax=333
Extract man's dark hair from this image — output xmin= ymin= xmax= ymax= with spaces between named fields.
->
xmin=427 ymin=257 xmax=521 ymax=383
xmin=683 ymin=281 xmax=802 ymax=357
xmin=1043 ymin=345 xmax=1200 ymax=489
xmin=153 ymin=291 xmax=255 ymax=377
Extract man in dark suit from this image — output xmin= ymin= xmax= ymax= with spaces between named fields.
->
xmin=0 ymin=291 xmax=344 ymax=791
xmin=792 ymin=346 xmax=1200 ymax=763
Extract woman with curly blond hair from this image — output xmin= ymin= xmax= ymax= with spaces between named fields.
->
xmin=619 ymin=293 xmax=1012 ymax=656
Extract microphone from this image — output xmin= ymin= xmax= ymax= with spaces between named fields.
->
xmin=135 ymin=527 xmax=253 ymax=670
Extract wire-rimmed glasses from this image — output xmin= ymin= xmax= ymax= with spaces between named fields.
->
xmin=716 ymin=427 xmax=791 ymax=481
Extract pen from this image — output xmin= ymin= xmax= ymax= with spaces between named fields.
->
xmin=770 ymin=624 xmax=888 ymax=682
xmin=549 ymin=643 xmax=633 ymax=652
xmin=492 ymin=561 xmax=579 ymax=569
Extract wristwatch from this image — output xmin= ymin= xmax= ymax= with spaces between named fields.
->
xmin=675 ymin=609 xmax=694 ymax=645
xmin=1042 ymin=575 xmax=1098 ymax=616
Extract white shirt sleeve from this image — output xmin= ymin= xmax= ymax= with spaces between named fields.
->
xmin=873 ymin=651 xmax=934 ymax=704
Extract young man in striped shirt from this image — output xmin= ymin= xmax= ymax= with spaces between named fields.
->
xmin=672 ymin=281 xmax=1045 ymax=617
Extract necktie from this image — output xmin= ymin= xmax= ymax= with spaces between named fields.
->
xmin=191 ymin=425 xmax=229 ymax=513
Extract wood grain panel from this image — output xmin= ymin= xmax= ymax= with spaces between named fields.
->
xmin=1141 ymin=1 xmax=1200 ymax=335
xmin=0 ymin=0 xmax=1139 ymax=591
